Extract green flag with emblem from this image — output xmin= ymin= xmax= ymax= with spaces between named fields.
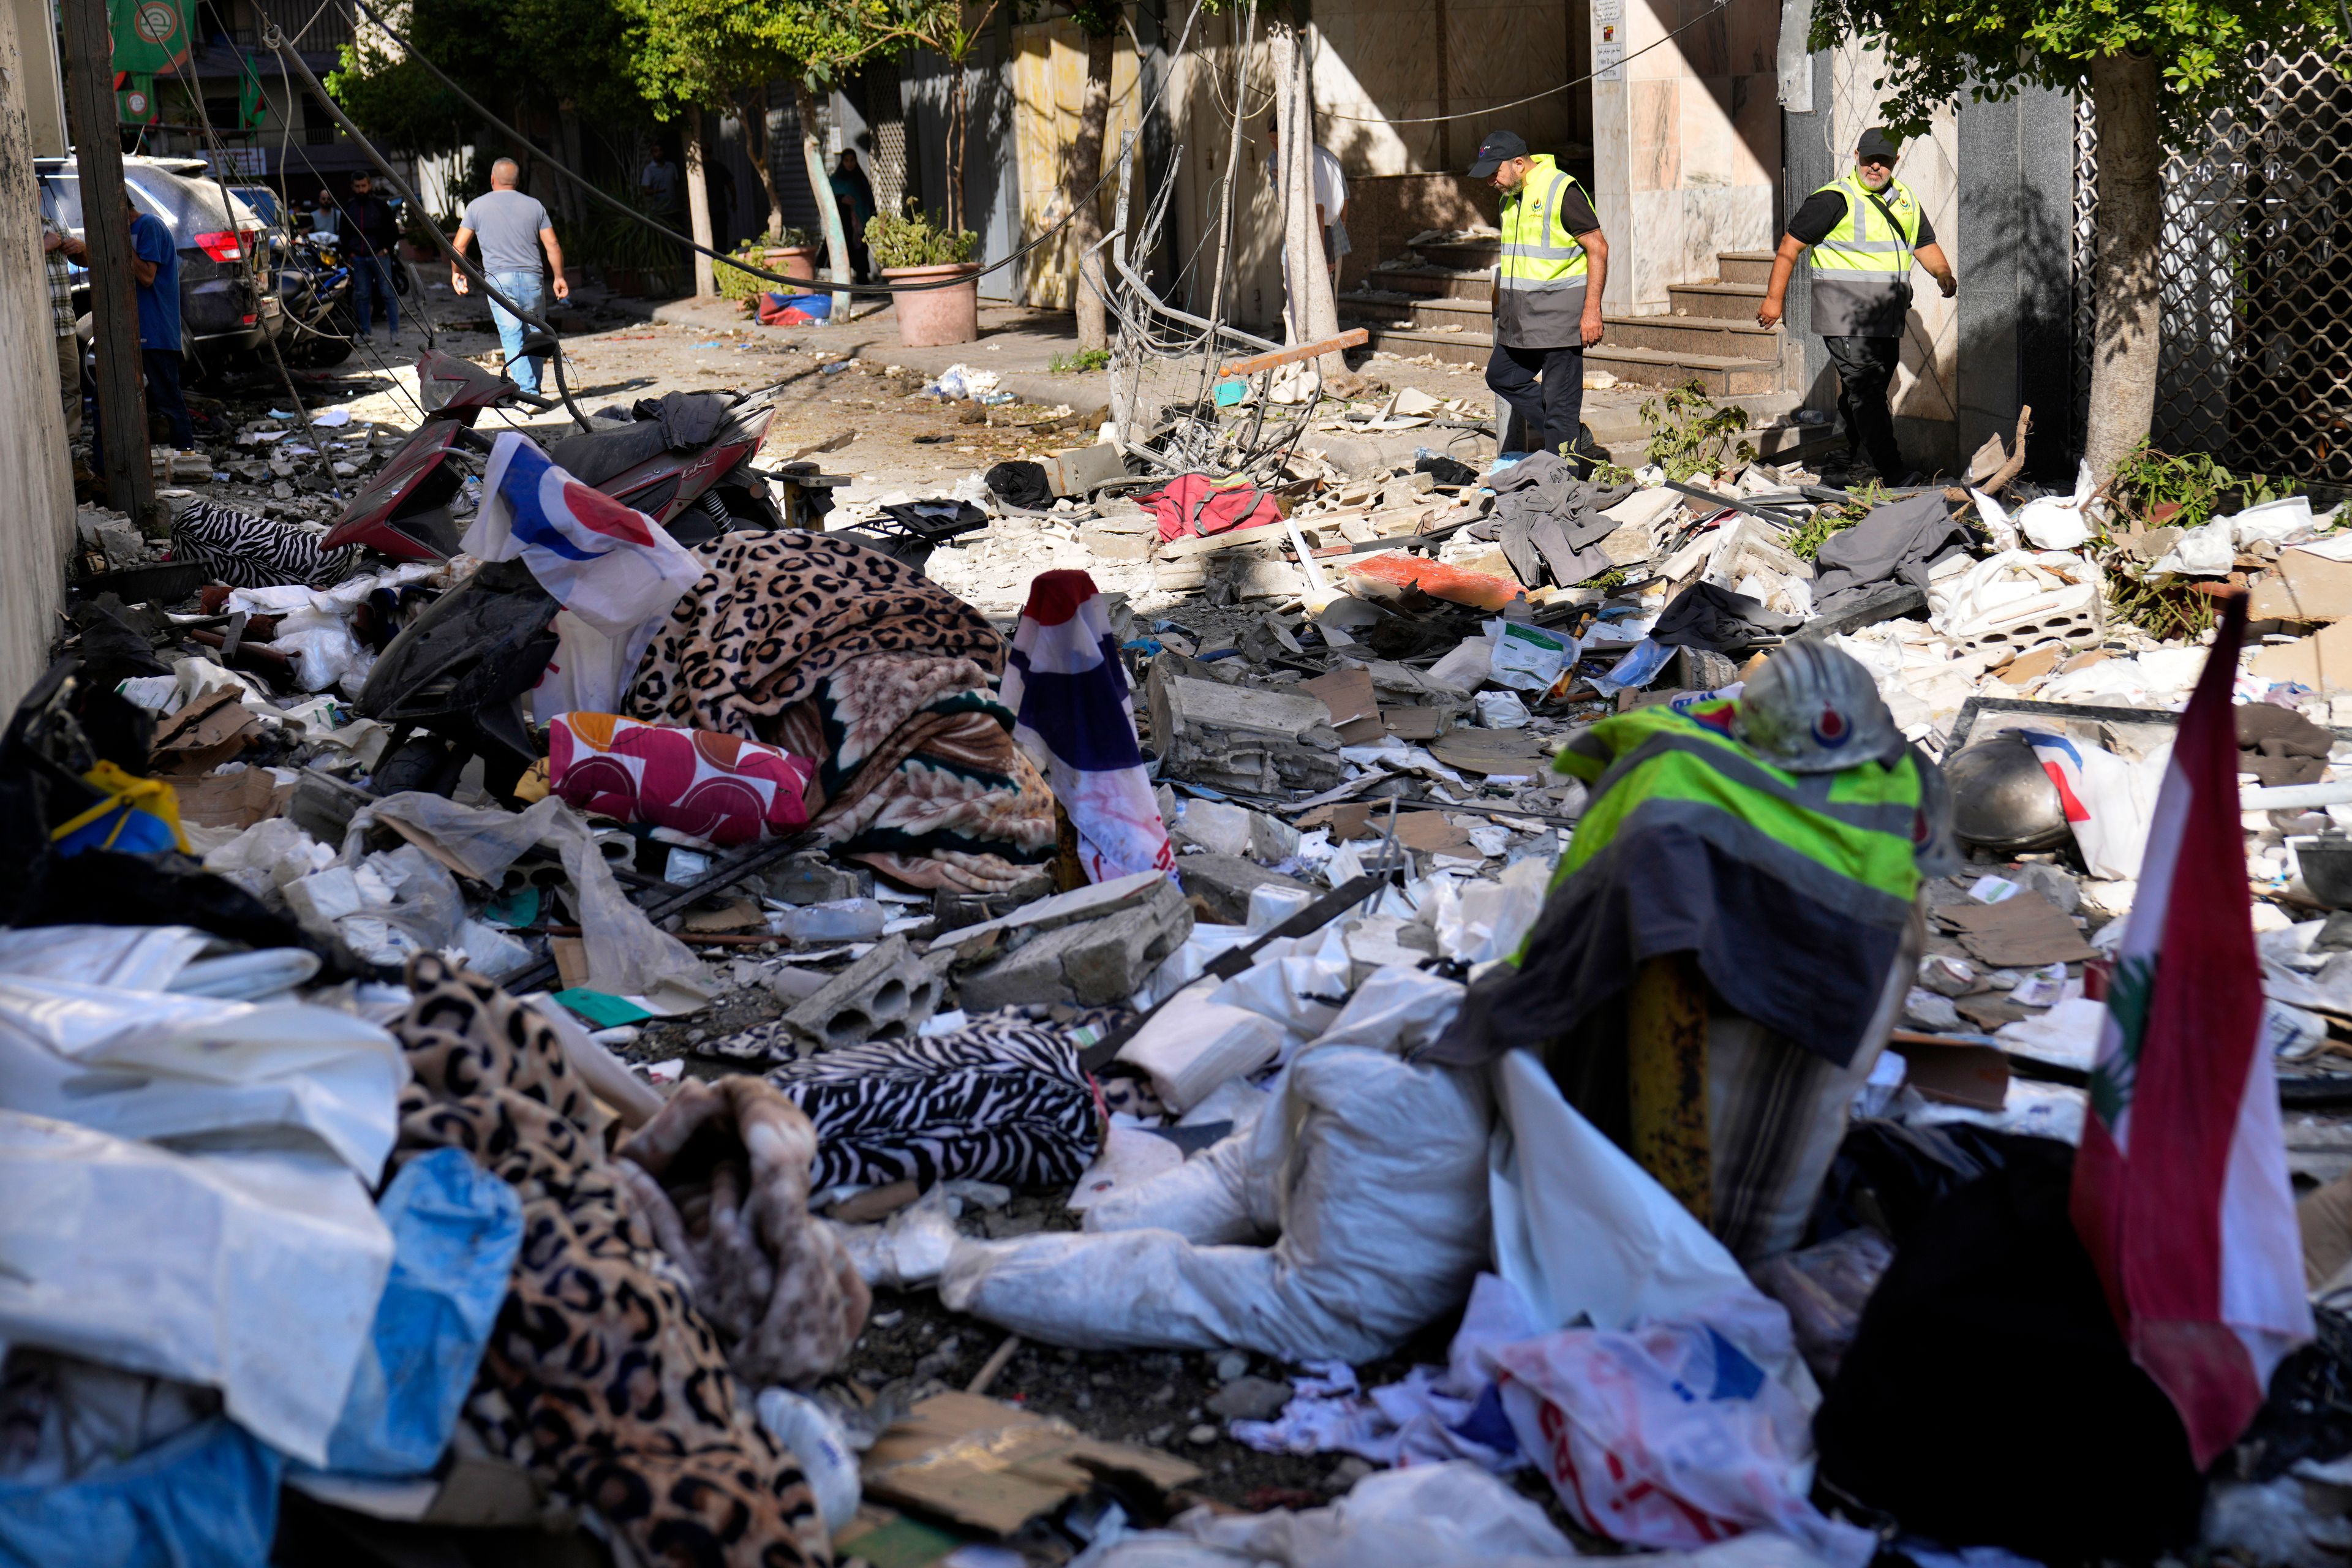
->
xmin=108 ymin=0 xmax=191 ymax=77
xmin=237 ymin=51 xmax=266 ymax=127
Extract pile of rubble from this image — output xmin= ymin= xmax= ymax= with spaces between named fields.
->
xmin=20 ymin=342 xmax=2352 ymax=1568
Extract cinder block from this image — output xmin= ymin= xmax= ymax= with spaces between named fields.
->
xmin=956 ymin=878 xmax=1194 ymax=1011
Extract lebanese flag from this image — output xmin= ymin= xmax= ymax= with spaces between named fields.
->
xmin=2071 ymin=589 xmax=2311 ymax=1469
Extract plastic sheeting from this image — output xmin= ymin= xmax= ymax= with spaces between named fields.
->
xmin=0 ymin=924 xmax=211 ymax=990
xmin=0 ymin=974 xmax=407 ymax=1178
xmin=353 ymin=791 xmax=703 ymax=997
xmin=0 ymin=1413 xmax=284 ymax=1568
xmin=318 ymin=1148 xmax=522 ymax=1477
xmin=1489 ymin=1050 xmax=1814 ymax=1396
xmin=0 ymin=1114 xmax=395 ymax=1466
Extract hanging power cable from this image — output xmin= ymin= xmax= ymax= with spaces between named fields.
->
xmin=264 ymin=23 xmax=595 ymax=431
xmin=330 ymin=0 xmax=1208 ymax=297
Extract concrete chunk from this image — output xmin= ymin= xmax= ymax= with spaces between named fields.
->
xmin=1147 ymin=654 xmax=1346 ymax=796
xmin=1177 ymin=854 xmax=1310 ymax=925
xmin=956 ymin=878 xmax=1194 ymax=1011
xmin=744 ymin=935 xmax=946 ymax=1058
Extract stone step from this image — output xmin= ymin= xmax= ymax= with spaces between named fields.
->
xmin=1363 ymin=264 xmax=1494 ymax=303
xmin=1412 ymin=238 xmax=1501 ymax=271
xmin=1667 ymin=279 xmax=1768 ymax=320
xmin=1717 ymin=249 xmax=1776 ymax=285
xmin=1354 ymin=323 xmax=1785 ymax=396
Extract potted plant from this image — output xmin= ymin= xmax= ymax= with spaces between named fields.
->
xmin=758 ymin=227 xmax=818 ymax=282
xmin=869 ymin=207 xmax=981 ymax=348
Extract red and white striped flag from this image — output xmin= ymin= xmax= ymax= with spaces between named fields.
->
xmin=2072 ymin=590 xmax=2312 ymax=1468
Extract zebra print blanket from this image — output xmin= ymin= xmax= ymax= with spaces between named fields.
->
xmin=170 ymin=501 xmax=356 ymax=590
xmin=754 ymin=1015 xmax=1104 ymax=1193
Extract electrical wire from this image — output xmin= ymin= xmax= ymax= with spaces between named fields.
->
xmin=333 ymin=0 xmax=1210 ymax=297
xmin=1321 ymin=0 xmax=1738 ymax=124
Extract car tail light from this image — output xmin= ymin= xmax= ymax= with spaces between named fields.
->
xmin=240 ymin=314 xmax=257 ymax=326
xmin=193 ymin=230 xmax=243 ymax=262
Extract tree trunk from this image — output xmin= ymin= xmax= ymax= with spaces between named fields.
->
xmin=1068 ymin=23 xmax=1117 ymax=349
xmin=1275 ymin=27 xmax=1341 ymax=377
xmin=949 ymin=72 xmax=968 ymax=234
xmin=797 ymin=78 xmax=853 ymax=320
xmin=2084 ymin=50 xmax=2162 ymax=484
xmin=685 ymin=104 xmax=715 ymax=298
xmin=736 ymin=88 xmax=785 ymax=239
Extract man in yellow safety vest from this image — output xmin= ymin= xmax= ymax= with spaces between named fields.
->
xmin=1470 ymin=129 xmax=1608 ymax=458
xmin=1757 ymin=127 xmax=1956 ymax=484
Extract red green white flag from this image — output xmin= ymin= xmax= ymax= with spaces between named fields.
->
xmin=2071 ymin=589 xmax=2312 ymax=1468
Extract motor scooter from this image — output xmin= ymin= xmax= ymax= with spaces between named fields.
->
xmin=322 ymin=347 xmax=796 ymax=563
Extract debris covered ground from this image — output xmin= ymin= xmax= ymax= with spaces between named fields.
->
xmin=19 ymin=275 xmax=2352 ymax=1568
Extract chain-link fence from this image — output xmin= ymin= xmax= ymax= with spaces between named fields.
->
xmin=2073 ymin=44 xmax=2352 ymax=482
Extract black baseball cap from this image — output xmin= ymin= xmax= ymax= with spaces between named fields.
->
xmin=1469 ymin=130 xmax=1529 ymax=178
xmin=1856 ymin=127 xmax=1901 ymax=162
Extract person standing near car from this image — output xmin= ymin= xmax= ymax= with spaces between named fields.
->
xmin=341 ymin=173 xmax=402 ymax=345
xmin=448 ymin=157 xmax=570 ymax=396
xmin=128 ymin=190 xmax=193 ymax=450
xmin=40 ymin=197 xmax=86 ymax=438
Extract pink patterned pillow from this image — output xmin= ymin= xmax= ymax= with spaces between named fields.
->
xmin=548 ymin=712 xmax=813 ymax=846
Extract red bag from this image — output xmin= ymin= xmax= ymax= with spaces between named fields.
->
xmin=1142 ymin=473 xmax=1287 ymax=543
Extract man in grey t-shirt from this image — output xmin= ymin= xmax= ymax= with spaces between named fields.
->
xmin=450 ymin=157 xmax=570 ymax=395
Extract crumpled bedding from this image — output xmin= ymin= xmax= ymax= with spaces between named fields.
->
xmin=628 ymin=533 xmax=1055 ymax=892
xmin=388 ymin=954 xmax=834 ymax=1568
xmin=616 ymin=1075 xmax=869 ymax=1390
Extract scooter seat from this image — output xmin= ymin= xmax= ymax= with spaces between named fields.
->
xmin=549 ymin=420 xmax=669 ymax=487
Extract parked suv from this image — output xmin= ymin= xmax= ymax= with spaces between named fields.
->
xmin=37 ymin=154 xmax=279 ymax=376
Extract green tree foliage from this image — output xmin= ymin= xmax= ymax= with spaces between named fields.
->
xmin=1809 ymin=0 xmax=2342 ymax=479
xmin=328 ymin=0 xmax=644 ymax=160
xmin=1810 ymin=0 xmax=2334 ymax=137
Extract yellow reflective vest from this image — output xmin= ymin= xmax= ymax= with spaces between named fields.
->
xmin=1494 ymin=154 xmax=1593 ymax=349
xmin=1806 ymin=172 xmax=1922 ymax=338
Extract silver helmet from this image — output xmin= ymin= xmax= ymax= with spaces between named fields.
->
xmin=1733 ymin=641 xmax=1901 ymax=774
xmin=1942 ymin=731 xmax=2071 ymax=854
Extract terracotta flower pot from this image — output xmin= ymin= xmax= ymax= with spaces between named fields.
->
xmin=763 ymin=245 xmax=818 ymax=282
xmin=883 ymin=263 xmax=981 ymax=348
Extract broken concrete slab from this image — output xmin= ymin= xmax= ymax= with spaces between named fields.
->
xmin=756 ymin=851 xmax=875 ymax=907
xmin=2252 ymin=617 xmax=2352 ymax=691
xmin=933 ymin=869 xmax=1169 ymax=957
xmin=1177 ymin=854 xmax=1310 ymax=925
xmin=2253 ymin=549 xmax=2352 ymax=624
xmin=1147 ymin=654 xmax=1346 ymax=796
xmin=1169 ymin=798 xmax=1255 ymax=858
xmin=956 ymin=877 xmax=1194 ymax=1011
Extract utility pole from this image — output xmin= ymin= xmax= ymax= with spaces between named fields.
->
xmin=685 ymin=105 xmax=715 ymax=299
xmin=58 ymin=0 xmax=154 ymax=522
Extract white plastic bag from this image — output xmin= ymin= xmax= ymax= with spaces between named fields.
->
xmin=1476 ymin=690 xmax=1532 ymax=728
xmin=1485 ymin=621 xmax=1575 ymax=693
xmin=941 ymin=1044 xmax=1491 ymax=1362
xmin=1183 ymin=1461 xmax=1578 ymax=1568
xmin=1490 ymin=1051 xmax=1806 ymax=1385
xmin=0 ymin=1114 xmax=394 ymax=1468
xmin=2019 ymin=731 xmax=2168 ymax=880
xmin=2013 ymin=461 xmax=2097 ymax=551
xmin=1493 ymin=1319 xmax=1876 ymax=1567
xmin=1428 ymin=857 xmax=1551 ymax=964
xmin=2147 ymin=518 xmax=2236 ymax=577
xmin=0 ymin=975 xmax=407 ymax=1178
xmin=755 ymin=1388 xmax=863 ymax=1534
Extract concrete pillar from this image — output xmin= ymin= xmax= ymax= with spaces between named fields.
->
xmin=0 ymin=0 xmax=74 ymax=703
xmin=6 ymin=0 xmax=64 ymax=157
xmin=1586 ymin=0 xmax=1780 ymax=314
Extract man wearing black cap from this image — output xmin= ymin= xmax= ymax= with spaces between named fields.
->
xmin=1470 ymin=129 xmax=1608 ymax=458
xmin=1757 ymin=127 xmax=1954 ymax=483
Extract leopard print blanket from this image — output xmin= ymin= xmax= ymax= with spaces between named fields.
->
xmin=627 ymin=533 xmax=1055 ymax=893
xmin=389 ymin=955 xmax=832 ymax=1568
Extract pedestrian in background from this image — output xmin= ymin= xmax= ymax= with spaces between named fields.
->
xmin=40 ymin=189 xmax=85 ymax=438
xmin=341 ymin=172 xmax=402 ymax=345
xmin=829 ymin=149 xmax=876 ymax=281
xmin=449 ymin=157 xmax=570 ymax=396
xmin=94 ymin=187 xmax=192 ymax=480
